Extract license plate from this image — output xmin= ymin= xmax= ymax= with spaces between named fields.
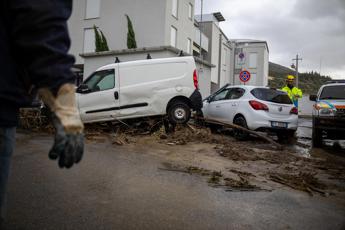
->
xmin=271 ymin=121 xmax=288 ymax=128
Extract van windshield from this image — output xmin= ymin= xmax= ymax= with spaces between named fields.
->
xmin=251 ymin=88 xmax=292 ymax=104
xmin=319 ymin=85 xmax=345 ymax=100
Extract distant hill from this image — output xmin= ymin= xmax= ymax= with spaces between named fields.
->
xmin=268 ymin=62 xmax=332 ymax=95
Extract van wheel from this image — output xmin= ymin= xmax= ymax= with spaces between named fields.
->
xmin=168 ymin=102 xmax=191 ymax=124
xmin=233 ymin=116 xmax=249 ymax=140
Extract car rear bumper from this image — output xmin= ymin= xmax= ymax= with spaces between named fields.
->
xmin=246 ymin=111 xmax=298 ymax=131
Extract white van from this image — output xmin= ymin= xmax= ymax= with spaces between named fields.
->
xmin=76 ymin=56 xmax=202 ymax=124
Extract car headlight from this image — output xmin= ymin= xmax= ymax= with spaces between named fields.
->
xmin=315 ymin=101 xmax=336 ymax=116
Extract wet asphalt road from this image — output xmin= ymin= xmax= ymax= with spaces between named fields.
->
xmin=3 ymin=122 xmax=345 ymax=230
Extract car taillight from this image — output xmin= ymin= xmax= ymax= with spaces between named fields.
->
xmin=290 ymin=107 xmax=298 ymax=115
xmin=249 ymin=100 xmax=269 ymax=111
xmin=193 ymin=69 xmax=199 ymax=89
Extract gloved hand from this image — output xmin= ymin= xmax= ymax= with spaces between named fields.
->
xmin=38 ymin=84 xmax=84 ymax=168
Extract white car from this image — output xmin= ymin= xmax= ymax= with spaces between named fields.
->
xmin=202 ymin=85 xmax=298 ymax=140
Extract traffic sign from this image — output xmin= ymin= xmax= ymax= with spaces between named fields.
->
xmin=239 ymin=70 xmax=251 ymax=83
xmin=237 ymin=52 xmax=245 ymax=65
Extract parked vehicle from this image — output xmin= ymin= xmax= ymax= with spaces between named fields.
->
xmin=76 ymin=56 xmax=202 ymax=124
xmin=202 ymin=85 xmax=298 ymax=140
xmin=309 ymin=81 xmax=345 ymax=147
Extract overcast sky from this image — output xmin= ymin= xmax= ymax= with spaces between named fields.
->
xmin=195 ymin=0 xmax=345 ymax=79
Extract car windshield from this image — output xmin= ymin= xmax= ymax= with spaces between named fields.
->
xmin=251 ymin=88 xmax=292 ymax=104
xmin=319 ymin=85 xmax=345 ymax=100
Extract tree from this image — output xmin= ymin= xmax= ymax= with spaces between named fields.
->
xmin=100 ymin=30 xmax=109 ymax=51
xmin=93 ymin=25 xmax=109 ymax=52
xmin=125 ymin=14 xmax=137 ymax=49
xmin=93 ymin=25 xmax=103 ymax=52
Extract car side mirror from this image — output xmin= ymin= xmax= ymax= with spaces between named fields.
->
xmin=76 ymin=84 xmax=91 ymax=94
xmin=309 ymin=95 xmax=317 ymax=101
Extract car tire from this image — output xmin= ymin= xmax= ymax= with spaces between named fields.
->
xmin=233 ymin=116 xmax=249 ymax=141
xmin=168 ymin=101 xmax=191 ymax=124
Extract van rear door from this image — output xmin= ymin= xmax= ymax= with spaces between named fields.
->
xmin=77 ymin=68 xmax=120 ymax=123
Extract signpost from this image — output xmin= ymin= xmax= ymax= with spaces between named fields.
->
xmin=239 ymin=70 xmax=251 ymax=84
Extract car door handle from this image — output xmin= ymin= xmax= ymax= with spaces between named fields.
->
xmin=216 ymin=105 xmax=220 ymax=108
xmin=114 ymin=91 xmax=119 ymax=100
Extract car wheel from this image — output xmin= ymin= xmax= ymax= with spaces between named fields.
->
xmin=233 ymin=116 xmax=249 ymax=140
xmin=168 ymin=101 xmax=191 ymax=124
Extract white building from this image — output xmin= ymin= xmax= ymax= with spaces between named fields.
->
xmin=69 ymin=0 xmax=197 ymax=65
xmin=195 ymin=13 xmax=232 ymax=93
xmin=229 ymin=39 xmax=269 ymax=87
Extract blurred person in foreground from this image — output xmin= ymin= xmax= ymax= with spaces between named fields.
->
xmin=0 ymin=0 xmax=84 ymax=227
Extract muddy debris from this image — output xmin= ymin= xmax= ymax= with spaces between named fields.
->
xmin=159 ymin=163 xmax=267 ymax=192
xmin=19 ymin=110 xmax=345 ymax=196
xmin=223 ymin=177 xmax=264 ymax=192
xmin=269 ymin=172 xmax=329 ymax=196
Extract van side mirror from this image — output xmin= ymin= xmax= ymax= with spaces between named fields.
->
xmin=207 ymin=96 xmax=214 ymax=103
xmin=309 ymin=95 xmax=317 ymax=101
xmin=76 ymin=84 xmax=91 ymax=94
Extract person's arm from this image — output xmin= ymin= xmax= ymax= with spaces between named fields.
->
xmin=9 ymin=0 xmax=75 ymax=92
xmin=9 ymin=0 xmax=84 ymax=168
xmin=294 ymin=88 xmax=303 ymax=98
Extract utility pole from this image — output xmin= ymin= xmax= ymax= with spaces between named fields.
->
xmin=292 ymin=54 xmax=302 ymax=87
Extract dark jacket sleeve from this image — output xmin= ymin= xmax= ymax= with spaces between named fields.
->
xmin=9 ymin=0 xmax=75 ymax=92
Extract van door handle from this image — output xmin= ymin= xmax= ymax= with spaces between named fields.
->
xmin=114 ymin=91 xmax=119 ymax=100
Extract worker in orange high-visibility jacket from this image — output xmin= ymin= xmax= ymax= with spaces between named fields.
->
xmin=281 ymin=75 xmax=303 ymax=107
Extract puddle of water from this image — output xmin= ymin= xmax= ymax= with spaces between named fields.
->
xmin=292 ymin=144 xmax=311 ymax=158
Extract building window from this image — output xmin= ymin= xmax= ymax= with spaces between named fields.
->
xmin=187 ymin=38 xmax=192 ymax=54
xmin=83 ymin=28 xmax=95 ymax=53
xmin=249 ymin=53 xmax=257 ymax=68
xmin=188 ymin=3 xmax=193 ymax=20
xmin=85 ymin=0 xmax=101 ymax=19
xmin=170 ymin=26 xmax=177 ymax=47
xmin=172 ymin=0 xmax=178 ymax=18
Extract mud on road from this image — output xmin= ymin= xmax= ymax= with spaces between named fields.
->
xmin=20 ymin=109 xmax=345 ymax=198
xmin=82 ymin=121 xmax=345 ymax=198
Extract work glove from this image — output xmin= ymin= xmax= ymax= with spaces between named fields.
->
xmin=38 ymin=84 xmax=84 ymax=168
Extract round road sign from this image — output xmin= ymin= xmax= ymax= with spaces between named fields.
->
xmin=239 ymin=70 xmax=251 ymax=83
